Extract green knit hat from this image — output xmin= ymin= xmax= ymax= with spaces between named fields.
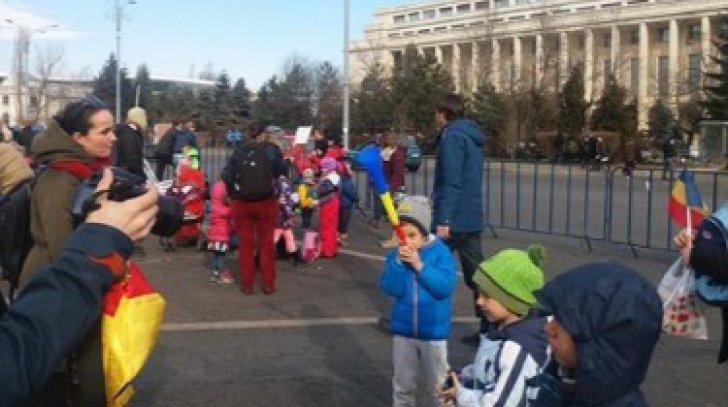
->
xmin=473 ymin=245 xmax=546 ymax=316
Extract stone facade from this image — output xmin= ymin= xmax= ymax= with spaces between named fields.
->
xmin=349 ymin=0 xmax=728 ymax=128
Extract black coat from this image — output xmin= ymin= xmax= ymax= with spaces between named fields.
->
xmin=114 ymin=123 xmax=146 ymax=180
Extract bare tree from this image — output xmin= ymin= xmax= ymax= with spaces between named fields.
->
xmin=30 ymin=44 xmax=64 ymax=121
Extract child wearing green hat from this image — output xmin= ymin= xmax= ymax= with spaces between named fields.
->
xmin=439 ymin=245 xmax=550 ymax=406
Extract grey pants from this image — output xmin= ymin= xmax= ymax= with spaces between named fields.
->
xmin=392 ymin=335 xmax=449 ymax=407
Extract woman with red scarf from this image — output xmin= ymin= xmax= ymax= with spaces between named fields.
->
xmin=20 ymin=96 xmax=116 ymax=406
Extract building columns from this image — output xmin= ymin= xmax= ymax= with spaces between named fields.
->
xmin=669 ymin=19 xmax=679 ymax=104
xmin=513 ymin=36 xmax=522 ymax=86
xmin=435 ymin=45 xmax=443 ymax=65
xmin=559 ymin=32 xmax=569 ymax=87
xmin=701 ymin=16 xmax=712 ymax=71
xmin=492 ymin=38 xmax=501 ymax=91
xmin=453 ymin=43 xmax=461 ymax=92
xmin=471 ymin=42 xmax=480 ymax=92
xmin=535 ymin=34 xmax=544 ymax=87
xmin=610 ymin=25 xmax=621 ymax=81
xmin=584 ymin=28 xmax=594 ymax=102
xmin=638 ymin=22 xmax=650 ymax=127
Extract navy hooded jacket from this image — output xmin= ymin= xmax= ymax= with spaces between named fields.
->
xmin=432 ymin=119 xmax=485 ymax=233
xmin=533 ymin=262 xmax=662 ymax=407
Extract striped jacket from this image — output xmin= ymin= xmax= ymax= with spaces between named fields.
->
xmin=457 ymin=312 xmax=550 ymax=407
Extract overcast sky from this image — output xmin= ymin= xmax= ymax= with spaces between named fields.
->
xmin=0 ymin=0 xmax=422 ymax=89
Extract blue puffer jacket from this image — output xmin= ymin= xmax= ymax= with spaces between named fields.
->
xmin=379 ymin=236 xmax=456 ymax=340
xmin=533 ymin=262 xmax=662 ymax=407
xmin=432 ymin=119 xmax=485 ymax=233
xmin=339 ymin=175 xmax=358 ymax=210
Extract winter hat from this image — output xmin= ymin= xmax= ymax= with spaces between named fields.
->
xmin=321 ymin=157 xmax=338 ymax=171
xmin=127 ymin=106 xmax=148 ymax=131
xmin=302 ymin=168 xmax=314 ymax=182
xmin=474 ymin=245 xmax=546 ymax=316
xmin=397 ymin=195 xmax=432 ymax=236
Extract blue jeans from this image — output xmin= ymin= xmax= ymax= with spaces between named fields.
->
xmin=211 ymin=251 xmax=226 ymax=273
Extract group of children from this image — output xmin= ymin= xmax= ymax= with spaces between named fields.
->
xmin=379 ymin=196 xmax=663 ymax=406
xmin=204 ymin=156 xmax=359 ymax=283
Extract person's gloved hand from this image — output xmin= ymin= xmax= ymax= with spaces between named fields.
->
xmin=86 ymin=168 xmax=159 ymax=241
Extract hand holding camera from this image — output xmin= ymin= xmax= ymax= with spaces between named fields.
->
xmin=73 ymin=168 xmax=184 ymax=240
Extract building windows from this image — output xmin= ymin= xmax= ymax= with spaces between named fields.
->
xmin=515 ymin=0 xmax=531 ymax=5
xmin=604 ymin=59 xmax=612 ymax=88
xmin=630 ymin=29 xmax=639 ymax=45
xmin=688 ymin=53 xmax=702 ymax=93
xmin=630 ymin=58 xmax=639 ymax=96
xmin=423 ymin=9 xmax=436 ymax=19
xmin=440 ymin=7 xmax=453 ymax=17
xmin=657 ymin=27 xmax=669 ymax=43
xmin=408 ymin=12 xmax=420 ymax=22
xmin=475 ymin=1 xmax=489 ymax=11
xmin=1 ymin=95 xmax=8 ymax=106
xmin=2 ymin=113 xmax=9 ymax=124
xmin=602 ymin=33 xmax=611 ymax=48
xmin=30 ymin=96 xmax=38 ymax=109
xmin=657 ymin=55 xmax=669 ymax=97
xmin=456 ymin=3 xmax=471 ymax=14
xmin=494 ymin=0 xmax=509 ymax=8
xmin=393 ymin=15 xmax=405 ymax=24
xmin=687 ymin=24 xmax=701 ymax=41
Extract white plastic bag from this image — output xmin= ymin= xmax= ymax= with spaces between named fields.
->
xmin=658 ymin=258 xmax=708 ymax=340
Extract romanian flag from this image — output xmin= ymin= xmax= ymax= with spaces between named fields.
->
xmin=668 ymin=169 xmax=709 ymax=229
xmin=102 ymin=261 xmax=166 ymax=406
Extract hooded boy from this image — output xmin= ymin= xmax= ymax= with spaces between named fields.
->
xmin=533 ymin=263 xmax=662 ymax=406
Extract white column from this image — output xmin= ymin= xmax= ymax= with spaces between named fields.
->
xmin=492 ymin=38 xmax=501 ymax=91
xmin=535 ymin=34 xmax=544 ymax=87
xmin=513 ymin=36 xmax=522 ymax=85
xmin=471 ymin=41 xmax=480 ymax=92
xmin=610 ymin=25 xmax=621 ymax=81
xmin=638 ymin=22 xmax=649 ymax=127
xmin=453 ymin=43 xmax=461 ymax=92
xmin=701 ymin=16 xmax=712 ymax=72
xmin=435 ymin=45 xmax=444 ymax=65
xmin=559 ymin=32 xmax=569 ymax=87
xmin=489 ymin=0 xmax=496 ymax=9
xmin=584 ymin=28 xmax=594 ymax=102
xmin=669 ymin=19 xmax=679 ymax=103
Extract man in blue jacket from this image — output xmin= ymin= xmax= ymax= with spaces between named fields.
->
xmin=0 ymin=169 xmax=159 ymax=406
xmin=431 ymin=93 xmax=487 ymax=345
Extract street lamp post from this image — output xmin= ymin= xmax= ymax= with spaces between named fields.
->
xmin=342 ymin=0 xmax=350 ymax=150
xmin=4 ymin=19 xmax=58 ymax=123
xmin=112 ymin=0 xmax=136 ymax=124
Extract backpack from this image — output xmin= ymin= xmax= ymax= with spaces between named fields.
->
xmin=155 ymin=130 xmax=176 ymax=159
xmin=0 ymin=178 xmax=34 ymax=291
xmin=694 ymin=204 xmax=728 ymax=307
xmin=232 ymin=143 xmax=274 ymax=201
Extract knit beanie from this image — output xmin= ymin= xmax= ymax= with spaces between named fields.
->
xmin=127 ymin=106 xmax=148 ymax=131
xmin=474 ymin=245 xmax=546 ymax=316
xmin=397 ymin=195 xmax=432 ymax=236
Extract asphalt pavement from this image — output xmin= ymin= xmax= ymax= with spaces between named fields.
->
xmin=130 ymin=213 xmax=728 ymax=407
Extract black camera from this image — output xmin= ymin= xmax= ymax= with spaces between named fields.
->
xmin=72 ymin=167 xmax=183 ymax=237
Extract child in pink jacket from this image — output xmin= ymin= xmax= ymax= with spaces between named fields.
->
xmin=207 ymin=179 xmax=234 ymax=283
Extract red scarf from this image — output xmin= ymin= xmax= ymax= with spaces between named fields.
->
xmin=49 ymin=158 xmax=111 ymax=181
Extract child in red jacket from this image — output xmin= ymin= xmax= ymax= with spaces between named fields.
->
xmin=206 ymin=179 xmax=234 ymax=284
xmin=317 ymin=157 xmax=340 ymax=258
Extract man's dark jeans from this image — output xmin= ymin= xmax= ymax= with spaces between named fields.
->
xmin=445 ymin=231 xmax=490 ymax=333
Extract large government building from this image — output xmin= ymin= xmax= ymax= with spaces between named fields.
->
xmin=349 ymin=0 xmax=728 ymax=127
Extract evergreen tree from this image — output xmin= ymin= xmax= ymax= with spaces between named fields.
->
xmin=232 ymin=78 xmax=252 ymax=120
xmin=702 ymin=17 xmax=728 ymax=120
xmin=590 ymin=74 xmax=637 ymax=138
xmin=648 ymin=98 xmax=676 ymax=139
xmin=558 ymin=66 xmax=589 ymax=139
xmin=351 ymin=62 xmax=393 ymax=135
xmin=92 ymin=54 xmax=133 ymax=118
xmin=313 ymin=61 xmax=343 ymax=135
xmin=468 ymin=82 xmax=507 ymax=143
xmin=212 ymin=70 xmax=236 ymax=128
xmin=252 ymin=77 xmax=280 ymax=125
xmin=278 ymin=61 xmax=314 ymax=128
xmin=390 ymin=44 xmax=454 ymax=135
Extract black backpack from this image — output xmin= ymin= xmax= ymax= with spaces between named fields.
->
xmin=233 ymin=143 xmax=275 ymax=201
xmin=0 ymin=178 xmax=35 ymax=292
xmin=155 ymin=130 xmax=177 ymax=159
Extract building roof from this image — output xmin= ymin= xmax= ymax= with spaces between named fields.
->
xmin=149 ymin=75 xmax=215 ymax=87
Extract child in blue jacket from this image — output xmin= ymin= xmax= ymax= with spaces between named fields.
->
xmin=379 ymin=195 xmax=456 ymax=407
xmin=337 ymin=160 xmax=358 ymax=247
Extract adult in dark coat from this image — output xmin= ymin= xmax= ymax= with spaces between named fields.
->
xmin=114 ymin=106 xmax=148 ymax=180
xmin=431 ymin=94 xmax=487 ymax=344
